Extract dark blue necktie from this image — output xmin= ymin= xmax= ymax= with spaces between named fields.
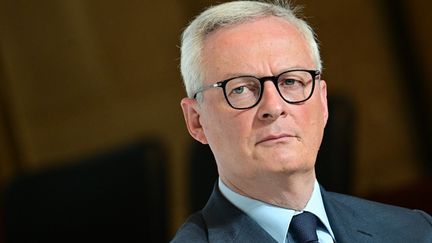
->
xmin=289 ymin=211 xmax=319 ymax=243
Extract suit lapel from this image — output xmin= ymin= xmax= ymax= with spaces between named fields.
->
xmin=202 ymin=184 xmax=277 ymax=242
xmin=321 ymin=187 xmax=376 ymax=243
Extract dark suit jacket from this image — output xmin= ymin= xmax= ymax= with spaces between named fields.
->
xmin=171 ymin=184 xmax=432 ymax=242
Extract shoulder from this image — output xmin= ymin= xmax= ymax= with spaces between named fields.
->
xmin=327 ymin=191 xmax=431 ymax=220
xmin=170 ymin=183 xmax=277 ymax=242
xmin=170 ymin=211 xmax=208 ymax=243
xmin=324 ymin=190 xmax=432 ymax=234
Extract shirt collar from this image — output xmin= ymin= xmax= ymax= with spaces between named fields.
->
xmin=218 ymin=178 xmax=335 ymax=243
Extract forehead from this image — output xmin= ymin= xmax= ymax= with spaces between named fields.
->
xmin=201 ymin=16 xmax=314 ymax=81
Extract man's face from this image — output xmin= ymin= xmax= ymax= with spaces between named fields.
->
xmin=181 ymin=16 xmax=328 ymax=192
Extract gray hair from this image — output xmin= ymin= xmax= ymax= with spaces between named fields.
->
xmin=180 ymin=0 xmax=322 ymax=98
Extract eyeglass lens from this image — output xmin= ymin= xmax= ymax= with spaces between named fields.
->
xmin=224 ymin=70 xmax=314 ymax=109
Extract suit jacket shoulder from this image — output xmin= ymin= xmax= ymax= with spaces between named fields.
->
xmin=170 ymin=212 xmax=208 ymax=242
xmin=170 ymin=185 xmax=276 ymax=243
xmin=322 ymin=189 xmax=432 ymax=243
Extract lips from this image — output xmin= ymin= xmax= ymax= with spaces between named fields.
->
xmin=256 ymin=134 xmax=297 ymax=145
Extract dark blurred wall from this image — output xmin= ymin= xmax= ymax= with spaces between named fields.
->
xmin=300 ymin=0 xmax=432 ymax=195
xmin=0 ymin=0 xmax=190 ymax=235
xmin=0 ymin=0 xmax=431 ymax=237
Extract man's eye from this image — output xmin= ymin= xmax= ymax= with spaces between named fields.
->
xmin=280 ymin=78 xmax=306 ymax=88
xmin=232 ymin=86 xmax=245 ymax=94
xmin=227 ymin=79 xmax=259 ymax=97
xmin=282 ymin=79 xmax=296 ymax=85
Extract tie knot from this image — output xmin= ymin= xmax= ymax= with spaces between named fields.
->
xmin=289 ymin=212 xmax=319 ymax=243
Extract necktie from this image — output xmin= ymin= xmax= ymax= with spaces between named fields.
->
xmin=289 ymin=211 xmax=319 ymax=243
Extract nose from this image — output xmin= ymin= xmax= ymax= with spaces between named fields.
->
xmin=257 ymin=81 xmax=287 ymax=121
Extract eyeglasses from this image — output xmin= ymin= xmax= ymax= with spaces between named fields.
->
xmin=192 ymin=69 xmax=320 ymax=110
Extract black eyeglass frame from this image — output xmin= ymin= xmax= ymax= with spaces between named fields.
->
xmin=192 ymin=69 xmax=321 ymax=110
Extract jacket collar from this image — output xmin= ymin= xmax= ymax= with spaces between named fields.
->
xmin=202 ymin=183 xmax=277 ymax=242
xmin=320 ymin=186 xmax=376 ymax=243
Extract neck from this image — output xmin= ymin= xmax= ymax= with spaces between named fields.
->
xmin=221 ymin=170 xmax=316 ymax=210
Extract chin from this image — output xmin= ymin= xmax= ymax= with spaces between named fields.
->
xmin=263 ymin=152 xmax=314 ymax=171
xmin=261 ymin=157 xmax=300 ymax=171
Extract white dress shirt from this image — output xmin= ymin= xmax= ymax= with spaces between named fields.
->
xmin=218 ymin=178 xmax=335 ymax=243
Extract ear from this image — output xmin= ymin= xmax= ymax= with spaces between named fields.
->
xmin=319 ymin=80 xmax=329 ymax=125
xmin=180 ymin=98 xmax=208 ymax=144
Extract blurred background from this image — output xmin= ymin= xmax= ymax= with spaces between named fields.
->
xmin=0 ymin=0 xmax=431 ymax=242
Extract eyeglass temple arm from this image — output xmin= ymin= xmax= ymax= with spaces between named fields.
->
xmin=193 ymin=82 xmax=223 ymax=98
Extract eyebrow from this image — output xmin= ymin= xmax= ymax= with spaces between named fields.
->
xmin=219 ymin=66 xmax=313 ymax=80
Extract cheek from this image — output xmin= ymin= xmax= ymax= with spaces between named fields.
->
xmin=307 ymin=107 xmax=326 ymax=147
xmin=201 ymin=109 xmax=254 ymax=158
xmin=212 ymin=117 xmax=251 ymax=148
xmin=200 ymin=107 xmax=235 ymax=146
xmin=295 ymin=102 xmax=326 ymax=143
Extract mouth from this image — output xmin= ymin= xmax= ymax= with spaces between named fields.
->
xmin=256 ymin=134 xmax=297 ymax=145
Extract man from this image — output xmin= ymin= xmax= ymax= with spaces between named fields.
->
xmin=172 ymin=1 xmax=432 ymax=242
